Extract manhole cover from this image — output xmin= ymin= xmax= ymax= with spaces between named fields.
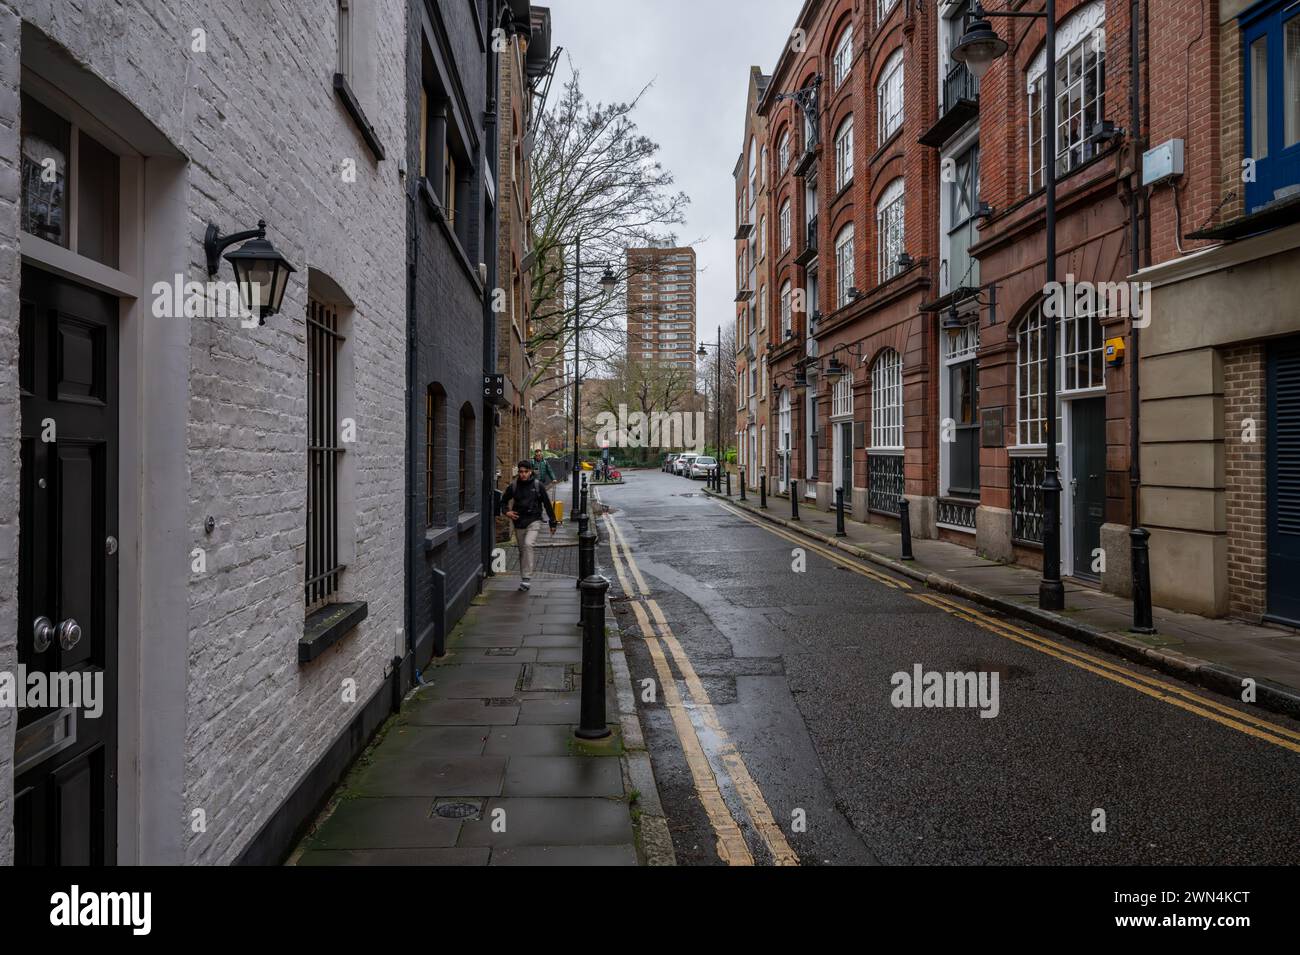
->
xmin=435 ymin=802 xmax=481 ymax=819
xmin=485 ymin=648 xmax=517 ymax=656
xmin=485 ymin=697 xmax=517 ymax=707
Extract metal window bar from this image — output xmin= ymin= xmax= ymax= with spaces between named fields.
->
xmin=868 ymin=452 xmax=904 ymax=515
xmin=937 ymin=498 xmax=978 ymax=530
xmin=1011 ymin=456 xmax=1047 ymax=545
xmin=426 ymin=388 xmax=436 ymax=526
xmin=307 ymin=299 xmax=346 ymax=608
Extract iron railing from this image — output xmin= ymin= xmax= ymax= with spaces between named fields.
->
xmin=1011 ymin=456 xmax=1047 ymax=545
xmin=868 ymin=453 xmax=904 ymax=515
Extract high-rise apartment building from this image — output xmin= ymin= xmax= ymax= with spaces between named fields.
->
xmin=626 ymin=246 xmax=698 ymax=369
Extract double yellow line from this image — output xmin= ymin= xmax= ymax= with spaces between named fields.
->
xmin=601 ymin=510 xmax=798 ymax=866
xmin=719 ymin=498 xmax=1300 ymax=755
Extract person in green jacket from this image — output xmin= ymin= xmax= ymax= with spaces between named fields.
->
xmin=532 ymin=449 xmax=557 ymax=490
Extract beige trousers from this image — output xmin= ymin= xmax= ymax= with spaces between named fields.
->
xmin=518 ymin=522 xmax=542 ymax=579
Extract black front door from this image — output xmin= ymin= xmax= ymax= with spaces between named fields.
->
xmin=1071 ymin=397 xmax=1106 ymax=580
xmin=15 ymin=265 xmax=118 ymax=865
xmin=1267 ymin=337 xmax=1300 ymax=624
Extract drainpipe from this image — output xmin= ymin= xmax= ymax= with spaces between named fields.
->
xmin=481 ymin=5 xmax=503 ymax=579
xmin=406 ymin=160 xmax=420 ymax=668
xmin=1128 ymin=0 xmax=1144 ymax=531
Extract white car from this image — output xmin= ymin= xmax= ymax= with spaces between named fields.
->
xmin=674 ymin=453 xmax=698 ymax=475
xmin=689 ymin=456 xmax=718 ymax=480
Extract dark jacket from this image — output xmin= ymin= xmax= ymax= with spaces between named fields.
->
xmin=500 ymin=476 xmax=558 ymax=530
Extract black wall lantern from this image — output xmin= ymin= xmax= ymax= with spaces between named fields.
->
xmin=204 ymin=219 xmax=297 ymax=324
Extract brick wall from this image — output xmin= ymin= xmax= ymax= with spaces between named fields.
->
xmin=1223 ymin=344 xmax=1267 ymax=620
xmin=3 ymin=0 xmax=409 ymax=864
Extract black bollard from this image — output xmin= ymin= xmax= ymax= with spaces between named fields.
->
xmin=577 ymin=518 xmax=597 ymax=621
xmin=899 ymin=497 xmax=914 ymax=561
xmin=835 ymin=486 xmax=847 ymax=537
xmin=740 ymin=469 xmax=747 ymax=501
xmin=576 ymin=575 xmax=612 ymax=739
xmin=726 ymin=471 xmax=732 ymax=497
xmin=760 ymin=474 xmax=768 ymax=509
xmin=576 ymin=513 xmax=591 ymax=590
xmin=790 ymin=480 xmax=800 ymax=521
xmin=579 ymin=479 xmax=589 ymax=518
xmin=1130 ymin=527 xmax=1156 ymax=634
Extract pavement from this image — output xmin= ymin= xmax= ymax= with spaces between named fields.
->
xmin=700 ymin=480 xmax=1300 ymax=719
xmin=290 ymin=495 xmax=673 ymax=866
xmin=596 ymin=470 xmax=1300 ymax=864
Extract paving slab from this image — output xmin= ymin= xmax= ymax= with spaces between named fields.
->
xmin=456 ymin=798 xmax=634 ymax=847
xmin=518 ymin=698 xmax=582 ymax=724
xmin=401 ymin=698 xmax=519 ymax=726
xmin=488 ymin=845 xmax=638 ymax=866
xmin=349 ymin=755 xmax=506 ymax=798
xmin=483 ymin=724 xmax=575 ymax=756
xmin=503 ymin=756 xmax=624 ymax=797
xmin=305 ymin=797 xmax=460 ymax=850
xmin=298 ymin=848 xmax=489 ymax=866
xmin=377 ymin=725 xmax=489 ymax=758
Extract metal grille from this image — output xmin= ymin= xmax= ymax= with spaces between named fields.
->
xmin=1012 ymin=456 xmax=1047 ymax=545
xmin=938 ymin=498 xmax=978 ymax=531
xmin=868 ymin=452 xmax=904 ymax=515
xmin=307 ymin=298 xmax=345 ymax=608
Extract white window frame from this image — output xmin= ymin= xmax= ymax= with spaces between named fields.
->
xmin=780 ymin=281 xmax=793 ymax=336
xmin=779 ymin=131 xmax=790 ymax=172
xmin=876 ymin=178 xmax=906 ymax=284
xmin=833 ymin=25 xmax=854 ymax=89
xmin=877 ymin=49 xmax=904 ymax=145
xmin=870 ymin=349 xmax=903 ymax=450
xmin=1014 ymin=296 xmax=1105 ymax=447
xmin=832 ymin=367 xmax=855 ymax=420
xmin=834 ymin=224 xmax=855 ymax=309
xmin=835 ymin=116 xmax=854 ymax=192
xmin=1027 ymin=1 xmax=1106 ymax=192
xmin=780 ymin=199 xmax=792 ymax=251
xmin=878 ymin=0 xmax=899 ymax=25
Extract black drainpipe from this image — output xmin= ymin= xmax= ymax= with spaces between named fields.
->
xmin=481 ymin=4 xmax=503 ymax=580
xmin=1128 ymin=0 xmax=1145 ymax=526
xmin=406 ymin=150 xmax=420 ymax=672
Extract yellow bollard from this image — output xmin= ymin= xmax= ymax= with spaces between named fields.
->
xmin=554 ymin=500 xmax=565 ymax=525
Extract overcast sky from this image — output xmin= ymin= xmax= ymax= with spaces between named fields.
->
xmin=544 ymin=0 xmax=798 ymax=349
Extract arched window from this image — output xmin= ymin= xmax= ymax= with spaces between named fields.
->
xmin=1015 ymin=295 xmax=1105 ymax=446
xmin=834 ymin=116 xmax=854 ymax=192
xmin=779 ymin=130 xmax=790 ymax=173
xmin=877 ymin=49 xmax=904 ymax=145
xmin=833 ymin=25 xmax=854 ymax=88
xmin=780 ymin=280 xmax=793 ymax=335
xmin=834 ymin=224 xmax=856 ymax=309
xmin=871 ymin=349 xmax=903 ymax=450
xmin=876 ymin=178 xmax=906 ymax=284
xmin=779 ymin=199 xmax=792 ymax=251
xmin=1027 ymin=0 xmax=1106 ymax=191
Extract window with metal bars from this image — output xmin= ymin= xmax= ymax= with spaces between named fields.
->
xmin=871 ymin=348 xmax=903 ymax=449
xmin=426 ymin=385 xmax=440 ymax=527
xmin=307 ymin=298 xmax=345 ymax=609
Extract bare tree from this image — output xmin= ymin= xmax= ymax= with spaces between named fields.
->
xmin=697 ymin=325 xmax=739 ymax=459
xmin=526 ymin=67 xmax=692 ymax=405
xmin=586 ymin=356 xmax=700 ymax=464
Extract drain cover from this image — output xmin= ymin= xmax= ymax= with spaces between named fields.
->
xmin=485 ymin=647 xmax=518 ymax=656
xmin=485 ymin=697 xmax=517 ymax=707
xmin=435 ymin=802 xmax=481 ymax=819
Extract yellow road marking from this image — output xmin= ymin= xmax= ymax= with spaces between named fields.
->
xmin=717 ymin=501 xmax=909 ymax=590
xmin=629 ymin=599 xmax=754 ymax=866
xmin=603 ymin=509 xmax=799 ymax=865
xmin=916 ymin=592 xmax=1300 ymax=746
xmin=717 ymin=496 xmax=1300 ymax=756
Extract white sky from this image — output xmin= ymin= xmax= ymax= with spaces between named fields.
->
xmin=543 ymin=0 xmax=798 ymax=349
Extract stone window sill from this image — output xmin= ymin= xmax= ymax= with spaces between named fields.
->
xmin=300 ymin=601 xmax=368 ymax=664
xmin=333 ymin=73 xmax=385 ymax=162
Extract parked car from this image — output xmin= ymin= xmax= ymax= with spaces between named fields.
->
xmin=662 ymin=453 xmax=679 ymax=473
xmin=674 ymin=453 xmax=698 ymax=476
xmin=689 ymin=456 xmax=718 ymax=480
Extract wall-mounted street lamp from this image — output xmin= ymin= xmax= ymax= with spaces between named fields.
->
xmin=895 ymin=251 xmax=916 ymax=272
xmin=953 ymin=2 xmax=1066 ymax=612
xmin=204 ymin=219 xmax=296 ymax=324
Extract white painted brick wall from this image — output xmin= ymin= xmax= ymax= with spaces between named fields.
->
xmin=0 ymin=0 xmax=409 ymax=864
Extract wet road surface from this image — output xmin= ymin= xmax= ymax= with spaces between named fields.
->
xmin=595 ymin=470 xmax=1300 ymax=865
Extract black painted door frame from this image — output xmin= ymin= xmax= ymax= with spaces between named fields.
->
xmin=15 ymin=264 xmax=118 ymax=865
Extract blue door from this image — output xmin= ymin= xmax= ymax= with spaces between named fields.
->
xmin=1267 ymin=337 xmax=1300 ymax=625
xmin=1241 ymin=0 xmax=1300 ymax=212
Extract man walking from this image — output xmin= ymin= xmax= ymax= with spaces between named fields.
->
xmin=500 ymin=459 xmax=558 ymax=592
xmin=532 ymin=449 xmax=557 ymax=491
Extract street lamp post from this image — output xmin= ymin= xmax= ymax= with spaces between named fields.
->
xmin=568 ymin=234 xmax=618 ymax=517
xmin=697 ymin=327 xmax=723 ymax=490
xmin=953 ymin=2 xmax=1065 ymax=612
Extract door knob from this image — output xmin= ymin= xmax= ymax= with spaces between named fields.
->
xmin=33 ymin=616 xmax=53 ymax=653
xmin=56 ymin=618 xmax=82 ymax=651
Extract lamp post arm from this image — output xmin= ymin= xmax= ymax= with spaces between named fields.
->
xmin=204 ymin=220 xmax=267 ymax=276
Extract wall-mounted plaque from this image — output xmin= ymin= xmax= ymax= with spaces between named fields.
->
xmin=981 ymin=407 xmax=1005 ymax=448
